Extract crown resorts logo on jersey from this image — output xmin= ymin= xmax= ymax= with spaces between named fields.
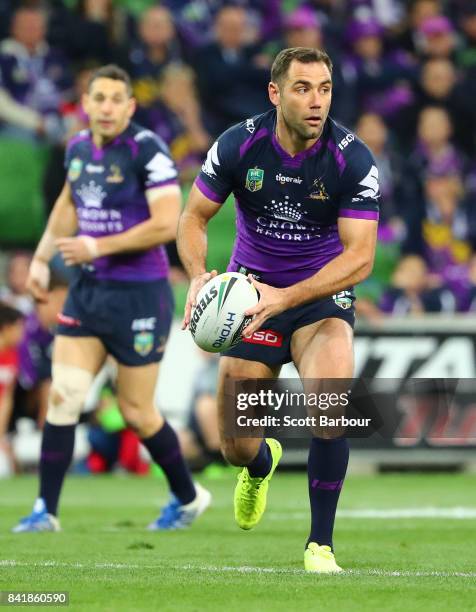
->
xmin=256 ymin=196 xmax=322 ymax=241
xmin=245 ymin=167 xmax=264 ymax=192
xmin=264 ymin=196 xmax=306 ymax=222
xmin=76 ymin=181 xmax=107 ymax=208
xmin=68 ymin=158 xmax=83 ymax=182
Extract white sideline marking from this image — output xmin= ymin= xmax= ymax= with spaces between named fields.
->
xmin=1 ymin=560 xmax=475 ymax=579
xmin=269 ymin=507 xmax=476 ymax=520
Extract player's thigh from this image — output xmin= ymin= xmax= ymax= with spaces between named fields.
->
xmin=291 ymin=318 xmax=353 ymax=438
xmin=102 ymin=279 xmax=174 ymax=368
xmin=217 ymin=357 xmax=280 ymax=461
xmin=291 ymin=317 xmax=354 ymax=379
xmin=116 ymin=361 xmax=161 ymax=420
xmin=217 ymin=357 xmax=280 ymax=424
xmin=53 ymin=334 xmax=107 ymax=374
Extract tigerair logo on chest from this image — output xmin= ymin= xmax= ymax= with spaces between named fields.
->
xmin=245 ymin=167 xmax=264 ymax=192
xmin=276 ymin=173 xmax=302 ymax=185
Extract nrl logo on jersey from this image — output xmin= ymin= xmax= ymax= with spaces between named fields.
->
xmin=245 ymin=118 xmax=255 ymax=134
xmin=68 ymin=157 xmax=83 ymax=182
xmin=308 ymin=178 xmax=329 ymax=201
xmin=245 ymin=167 xmax=264 ymax=192
xmin=76 ymin=180 xmax=107 ymax=208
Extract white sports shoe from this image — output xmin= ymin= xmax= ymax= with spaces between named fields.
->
xmin=12 ymin=498 xmax=61 ymax=533
xmin=148 ymin=483 xmax=212 ymax=530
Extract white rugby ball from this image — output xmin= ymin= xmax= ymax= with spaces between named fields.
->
xmin=190 ymin=272 xmax=259 ymax=352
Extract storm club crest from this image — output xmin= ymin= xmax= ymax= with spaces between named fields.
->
xmin=308 ymin=178 xmax=330 ymax=201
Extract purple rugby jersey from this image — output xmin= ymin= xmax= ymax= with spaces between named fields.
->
xmin=65 ymin=122 xmax=179 ymax=281
xmin=196 ymin=109 xmax=380 ymax=288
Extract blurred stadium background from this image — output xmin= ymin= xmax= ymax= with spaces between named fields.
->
xmin=1 ymin=0 xmax=476 ymax=480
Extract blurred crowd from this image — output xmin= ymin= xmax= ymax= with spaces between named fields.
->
xmin=1 ymin=0 xmax=476 ymax=314
xmin=2 ymin=0 xmax=476 ymax=472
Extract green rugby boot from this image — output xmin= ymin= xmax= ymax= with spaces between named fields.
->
xmin=234 ymin=438 xmax=282 ymax=530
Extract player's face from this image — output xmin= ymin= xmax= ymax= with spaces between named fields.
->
xmin=84 ymin=78 xmax=136 ymax=142
xmin=270 ymin=60 xmax=332 ymax=142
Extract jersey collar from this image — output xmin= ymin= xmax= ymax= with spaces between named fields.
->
xmin=89 ymin=122 xmax=136 ymax=161
xmin=271 ymin=117 xmax=327 ymax=169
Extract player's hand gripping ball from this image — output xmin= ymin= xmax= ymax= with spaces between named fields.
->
xmin=190 ymin=272 xmax=259 ymax=352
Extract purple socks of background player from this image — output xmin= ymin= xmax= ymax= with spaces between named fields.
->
xmin=39 ymin=422 xmax=76 ymax=516
xmin=141 ymin=421 xmax=196 ymax=504
xmin=307 ymin=437 xmax=349 ymax=550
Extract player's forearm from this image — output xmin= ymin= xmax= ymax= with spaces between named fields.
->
xmin=177 ymin=211 xmax=208 ymax=278
xmin=35 ymin=189 xmax=77 ymax=262
xmin=96 ymin=218 xmax=176 ymax=257
xmin=285 ymin=249 xmax=374 ymax=309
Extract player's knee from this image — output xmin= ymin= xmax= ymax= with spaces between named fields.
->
xmin=119 ymin=399 xmax=159 ymax=434
xmin=221 ymin=439 xmax=257 ymax=466
xmin=46 ymin=364 xmax=94 ymax=425
xmin=311 ymin=428 xmax=345 ymax=440
xmin=118 ymin=399 xmax=142 ymax=431
xmin=221 ymin=441 xmax=243 ymax=465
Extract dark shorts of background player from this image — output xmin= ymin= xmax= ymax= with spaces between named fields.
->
xmin=222 ymin=270 xmax=355 ymax=366
xmin=56 ymin=273 xmax=174 ymax=366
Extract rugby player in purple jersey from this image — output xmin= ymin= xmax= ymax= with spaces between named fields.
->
xmin=13 ymin=65 xmax=210 ymax=533
xmin=178 ymin=48 xmax=379 ymax=572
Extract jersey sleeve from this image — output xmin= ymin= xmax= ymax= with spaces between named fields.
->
xmin=338 ymin=141 xmax=380 ymax=221
xmin=135 ymin=130 xmax=179 ymax=190
xmin=64 ymin=134 xmax=77 ymax=170
xmin=195 ymin=128 xmax=238 ymax=204
xmin=64 ymin=129 xmax=88 ymax=171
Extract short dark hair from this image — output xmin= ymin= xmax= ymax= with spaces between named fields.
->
xmin=88 ymin=64 xmax=132 ymax=96
xmin=0 ymin=301 xmax=23 ymax=330
xmin=271 ymin=47 xmax=333 ymax=86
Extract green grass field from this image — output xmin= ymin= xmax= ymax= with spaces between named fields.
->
xmin=1 ymin=472 xmax=475 ymax=611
